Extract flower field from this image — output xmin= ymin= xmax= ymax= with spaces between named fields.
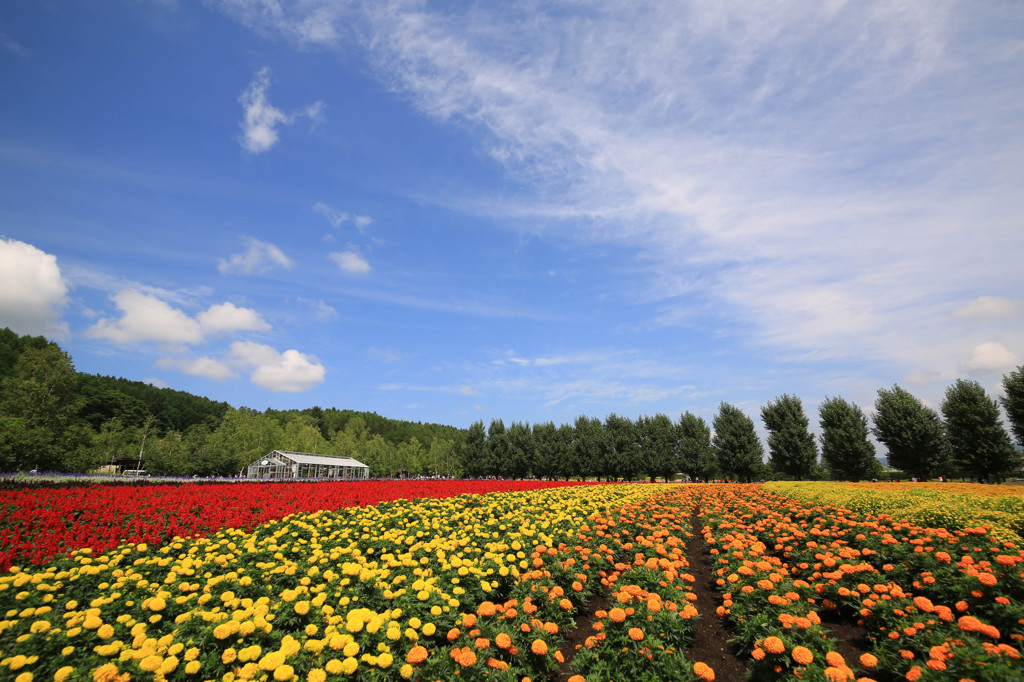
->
xmin=0 ymin=480 xmax=598 ymax=572
xmin=1 ymin=481 xmax=1023 ymax=681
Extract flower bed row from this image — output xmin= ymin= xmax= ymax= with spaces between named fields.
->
xmin=0 ymin=480 xmax=599 ymax=571
xmin=698 ymin=484 xmax=1024 ymax=681
xmin=765 ymin=481 xmax=1024 ymax=543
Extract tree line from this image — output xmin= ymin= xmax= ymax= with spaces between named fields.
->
xmin=1 ymin=327 xmax=1022 ymax=481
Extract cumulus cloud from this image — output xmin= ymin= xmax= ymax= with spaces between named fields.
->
xmin=953 ymin=296 xmax=1022 ymax=321
xmin=88 ymin=290 xmax=203 ymax=344
xmin=965 ymin=342 xmax=1021 ymax=374
xmin=144 ymin=377 xmax=170 ymax=389
xmin=218 ymin=237 xmax=293 ymax=275
xmin=196 ymin=302 xmax=271 ymax=334
xmin=330 ymin=250 xmax=372 ymax=274
xmin=157 ymin=355 xmax=238 ymax=380
xmin=229 ymin=341 xmax=326 ymax=392
xmin=0 ymin=238 xmax=68 ymax=337
xmin=88 ymin=290 xmax=269 ymax=345
xmin=238 ymin=67 xmax=325 ymax=153
xmin=314 ymin=202 xmax=373 ymax=233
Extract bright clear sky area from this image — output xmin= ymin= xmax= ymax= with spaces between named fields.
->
xmin=1 ymin=2 xmax=1022 ymax=430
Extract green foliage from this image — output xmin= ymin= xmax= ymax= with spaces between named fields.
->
xmin=712 ymin=402 xmax=764 ymax=482
xmin=760 ymin=394 xmax=818 ymax=480
xmin=1002 ymin=365 xmax=1024 ymax=449
xmin=872 ymin=385 xmax=949 ymax=480
xmin=941 ymin=379 xmax=1020 ymax=482
xmin=605 ymin=413 xmax=639 ymax=481
xmin=818 ymin=396 xmax=881 ymax=481
xmin=676 ymin=412 xmax=717 ymax=482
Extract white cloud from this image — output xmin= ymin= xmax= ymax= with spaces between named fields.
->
xmin=330 ymin=250 xmax=372 ymax=275
xmin=314 ymin=202 xmax=373 ymax=233
xmin=229 ymin=341 xmax=326 ymax=392
xmin=238 ymin=67 xmax=325 ymax=153
xmin=965 ymin=342 xmax=1020 ymax=374
xmin=0 ymin=238 xmax=68 ymax=338
xmin=218 ymin=236 xmax=293 ymax=275
xmin=459 ymin=385 xmax=478 ymax=396
xmin=369 ymin=346 xmax=405 ymax=362
xmin=196 ymin=302 xmax=271 ymax=334
xmin=88 ymin=290 xmax=270 ymax=345
xmin=88 ymin=290 xmax=203 ymax=344
xmin=157 ymin=355 xmax=238 ymax=380
xmin=953 ymin=296 xmax=1022 ymax=322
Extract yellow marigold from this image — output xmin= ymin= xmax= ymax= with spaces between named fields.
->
xmin=531 ymin=639 xmax=548 ymax=655
xmin=55 ymin=667 xmax=75 ymax=682
xmin=294 ymin=601 xmax=310 ymax=616
xmin=93 ymin=664 xmax=122 ymax=682
xmin=763 ymin=636 xmax=785 ymax=655
xmin=406 ymin=646 xmax=428 ymax=665
xmin=307 ymin=670 xmax=327 ymax=682
xmin=399 ymin=664 xmax=413 ymax=679
xmin=340 ymin=658 xmax=358 ymax=675
xmin=259 ymin=651 xmax=286 ymax=671
xmin=792 ymin=646 xmax=814 ymax=665
xmin=160 ymin=656 xmax=179 ymax=675
xmin=139 ymin=655 xmax=163 ymax=673
xmin=223 ymin=649 xmax=238 ymax=665
xmin=693 ymin=661 xmax=715 ymax=681
xmin=273 ymin=664 xmax=294 ymax=681
xmin=148 ymin=597 xmax=166 ymax=612
xmin=83 ymin=616 xmax=103 ymax=630
xmin=343 ymin=641 xmax=359 ymax=658
xmin=325 ymin=659 xmax=344 ymax=675
xmin=377 ymin=653 xmax=393 ymax=669
xmin=628 ymin=627 xmax=644 ymax=641
xmin=184 ymin=660 xmax=201 ymax=674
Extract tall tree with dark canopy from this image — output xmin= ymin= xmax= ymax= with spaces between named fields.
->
xmin=942 ymin=379 xmax=1020 ymax=482
xmin=605 ymin=413 xmax=639 ymax=481
xmin=460 ymin=420 xmax=487 ymax=477
xmin=677 ymin=412 xmax=717 ymax=482
xmin=712 ymin=402 xmax=764 ymax=482
xmin=873 ymin=385 xmax=949 ymax=480
xmin=761 ymin=394 xmax=817 ymax=480
xmin=819 ymin=396 xmax=880 ymax=481
xmin=1002 ymin=365 xmax=1024 ymax=449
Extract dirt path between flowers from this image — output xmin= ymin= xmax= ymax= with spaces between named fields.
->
xmin=685 ymin=505 xmax=749 ymax=682
xmin=555 ymin=591 xmax=612 ymax=679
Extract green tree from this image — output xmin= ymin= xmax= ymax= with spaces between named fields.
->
xmin=761 ymin=394 xmax=818 ymax=480
xmin=0 ymin=344 xmax=92 ymax=472
xmin=487 ymin=419 xmax=510 ymax=477
xmin=569 ymin=416 xmax=608 ymax=481
xmin=1002 ymin=365 xmax=1024 ymax=449
xmin=818 ymin=396 xmax=880 ymax=481
xmin=531 ymin=422 xmax=561 ymax=480
xmin=605 ymin=413 xmax=639 ymax=481
xmin=205 ymin=408 xmax=285 ymax=476
xmin=460 ymin=421 xmax=487 ymax=477
xmin=942 ymin=379 xmax=1020 ymax=482
xmin=712 ymin=403 xmax=764 ymax=482
xmin=505 ymin=421 xmax=535 ymax=479
xmin=636 ymin=414 xmax=676 ymax=482
xmin=677 ymin=412 xmax=717 ymax=482
xmin=872 ymin=385 xmax=949 ymax=480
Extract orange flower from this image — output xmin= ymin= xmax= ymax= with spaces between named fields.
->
xmin=763 ymin=636 xmax=786 ymax=655
xmin=693 ymin=661 xmax=715 ymax=681
xmin=475 ymin=638 xmax=490 ymax=650
xmin=825 ymin=652 xmax=845 ymax=668
xmin=752 ymin=648 xmax=766 ymax=661
xmin=608 ymin=608 xmax=627 ymax=623
xmin=531 ymin=639 xmax=548 ymax=656
xmin=477 ymin=602 xmax=497 ymax=617
xmin=568 ymin=677 xmax=585 ymax=682
xmin=905 ymin=665 xmax=923 ymax=681
xmin=495 ymin=633 xmax=512 ymax=650
xmin=792 ymin=646 xmax=813 ymax=665
xmin=406 ymin=646 xmax=428 ymax=665
xmin=447 ymin=628 xmax=461 ymax=641
xmin=462 ymin=614 xmax=478 ymax=628
xmin=485 ymin=658 xmax=508 ymax=671
xmin=559 ymin=598 xmax=573 ymax=610
xmin=859 ymin=653 xmax=878 ymax=669
xmin=628 ymin=628 xmax=644 ymax=641
xmin=458 ymin=650 xmax=477 ymax=667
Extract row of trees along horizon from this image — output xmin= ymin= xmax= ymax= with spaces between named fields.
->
xmin=1 ymin=327 xmax=1023 ymax=482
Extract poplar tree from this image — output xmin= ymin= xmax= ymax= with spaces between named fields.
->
xmin=761 ymin=394 xmax=817 ymax=480
xmin=872 ymin=385 xmax=948 ymax=480
xmin=1002 ymin=365 xmax=1024 ymax=449
xmin=819 ymin=396 xmax=880 ymax=481
xmin=942 ymin=379 xmax=1020 ymax=482
xmin=712 ymin=402 xmax=764 ymax=482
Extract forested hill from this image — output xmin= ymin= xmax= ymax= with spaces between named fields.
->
xmin=0 ymin=327 xmax=465 ymax=475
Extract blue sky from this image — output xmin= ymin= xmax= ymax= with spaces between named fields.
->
xmin=1 ymin=1 xmax=1022 ymax=435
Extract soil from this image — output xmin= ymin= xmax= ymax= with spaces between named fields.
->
xmin=555 ymin=592 xmax=612 ymax=680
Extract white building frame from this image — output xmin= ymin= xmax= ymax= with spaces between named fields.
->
xmin=246 ymin=450 xmax=370 ymax=480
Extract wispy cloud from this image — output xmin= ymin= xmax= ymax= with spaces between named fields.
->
xmin=0 ymin=33 xmax=31 ymax=58
xmin=369 ymin=346 xmax=406 ymax=362
xmin=238 ymin=67 xmax=324 ymax=153
xmin=329 ymin=250 xmax=371 ymax=275
xmin=314 ymin=202 xmax=372 ymax=233
xmin=218 ymin=236 xmax=293 ymax=275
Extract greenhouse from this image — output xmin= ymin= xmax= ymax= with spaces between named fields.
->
xmin=245 ymin=450 xmax=370 ymax=480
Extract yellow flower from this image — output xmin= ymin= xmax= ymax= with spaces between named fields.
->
xmin=294 ymin=601 xmax=310 ymax=616
xmin=83 ymin=616 xmax=103 ymax=630
xmin=399 ymin=664 xmax=414 ymax=679
xmin=340 ymin=658 xmax=358 ymax=674
xmin=185 ymin=660 xmax=201 ymax=674
xmin=307 ymin=670 xmax=327 ymax=682
xmin=139 ymin=655 xmax=163 ymax=672
xmin=325 ymin=659 xmax=344 ymax=675
xmin=92 ymin=664 xmax=122 ymax=682
xmin=422 ymin=623 xmax=436 ymax=637
xmin=15 ymin=673 xmax=32 ymax=682
xmin=343 ymin=642 xmax=359 ymax=658
xmin=97 ymin=624 xmax=114 ymax=640
xmin=273 ymin=664 xmax=294 ymax=681
xmin=160 ymin=656 xmax=179 ymax=674
xmin=377 ymin=653 xmax=394 ymax=669
xmin=54 ymin=667 xmax=74 ymax=682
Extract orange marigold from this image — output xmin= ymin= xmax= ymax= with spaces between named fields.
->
xmin=495 ymin=633 xmax=512 ymax=650
xmin=477 ymin=602 xmax=497 ymax=617
xmin=406 ymin=646 xmax=428 ymax=665
xmin=905 ymin=665 xmax=923 ymax=681
xmin=792 ymin=646 xmax=814 ymax=665
xmin=458 ymin=650 xmax=477 ymax=667
xmin=825 ymin=651 xmax=845 ymax=667
xmin=859 ymin=653 xmax=878 ymax=668
xmin=763 ymin=636 xmax=786 ymax=655
xmin=486 ymin=658 xmax=508 ymax=671
xmin=693 ymin=661 xmax=715 ymax=681
xmin=462 ymin=614 xmax=477 ymax=628
xmin=447 ymin=628 xmax=461 ymax=641
xmin=608 ymin=608 xmax=627 ymax=623
xmin=531 ymin=639 xmax=548 ymax=656
xmin=628 ymin=628 xmax=644 ymax=641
